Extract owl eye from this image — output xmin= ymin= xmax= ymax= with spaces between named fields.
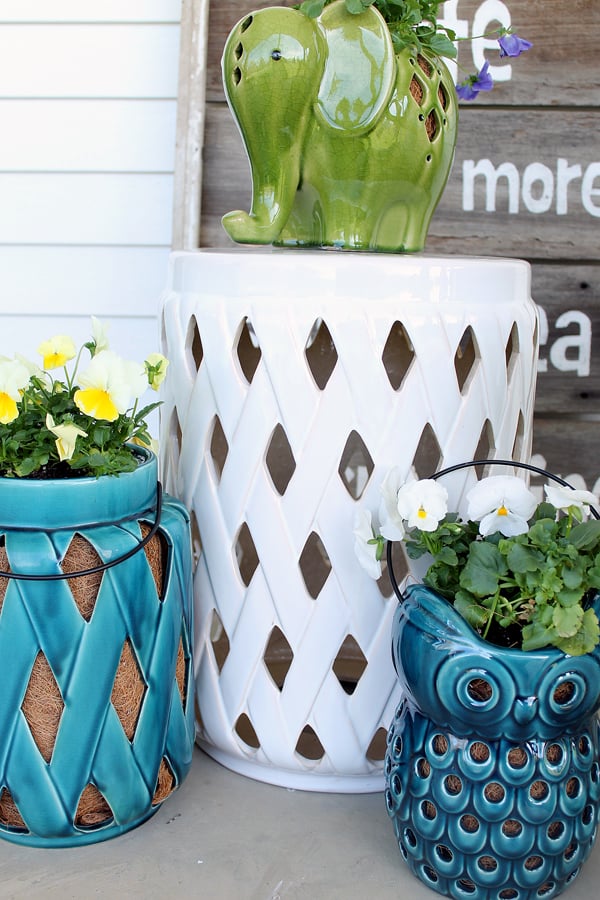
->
xmin=458 ymin=671 xmax=499 ymax=711
xmin=550 ymin=675 xmax=584 ymax=713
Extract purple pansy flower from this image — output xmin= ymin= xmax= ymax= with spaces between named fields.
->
xmin=456 ymin=61 xmax=494 ymax=101
xmin=498 ymin=32 xmax=533 ymax=58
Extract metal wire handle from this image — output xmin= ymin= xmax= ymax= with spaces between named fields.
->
xmin=0 ymin=481 xmax=163 ymax=582
xmin=386 ymin=458 xmax=600 ymax=605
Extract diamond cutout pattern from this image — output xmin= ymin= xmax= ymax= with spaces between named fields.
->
xmin=186 ymin=314 xmax=204 ymax=373
xmin=111 ymin=639 xmax=147 ymax=742
xmin=366 ymin=727 xmax=388 ymax=762
xmin=236 ymin=318 xmax=261 ymax=384
xmin=505 ymin=322 xmax=520 ymax=378
xmin=235 ymin=522 xmax=259 ymax=586
xmin=304 ymin=318 xmax=338 ymax=390
xmin=299 ymin=532 xmax=332 ymax=599
xmin=75 ymin=784 xmax=113 ymax=829
xmin=295 ymin=725 xmax=325 ymax=761
xmin=0 ymin=538 xmax=9 ymax=614
xmin=338 ymin=430 xmax=374 ymax=500
xmin=413 ymin=423 xmax=443 ymax=478
xmin=140 ymin=522 xmax=168 ymax=600
xmin=0 ymin=787 xmax=27 ymax=832
xmin=235 ymin=713 xmax=260 ymax=749
xmin=210 ymin=609 xmax=230 ymax=673
xmin=382 ymin=320 xmax=415 ymax=390
xmin=454 ymin=327 xmax=480 ymax=393
xmin=474 ymin=420 xmax=495 ymax=468
xmin=210 ymin=415 xmax=229 ymax=480
xmin=332 ymin=635 xmax=367 ymax=695
xmin=264 ymin=626 xmax=294 ymax=691
xmin=60 ymin=534 xmax=103 ymax=622
xmin=265 ymin=424 xmax=296 ymax=495
xmin=152 ymin=757 xmax=176 ymax=806
xmin=175 ymin=635 xmax=187 ymax=708
xmin=21 ymin=652 xmax=65 ymax=763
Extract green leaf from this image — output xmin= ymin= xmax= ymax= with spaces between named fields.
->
xmin=521 ymin=620 xmax=555 ymax=652
xmin=426 ymin=31 xmax=457 ymax=58
xmin=553 ymin=604 xmax=583 ymax=639
xmin=554 ymin=608 xmax=600 ymax=656
xmin=459 ymin=541 xmax=506 ymax=598
xmin=506 ymin=543 xmax=543 ymax=574
xmin=298 ymin=0 xmax=327 ymax=17
xmin=345 ymin=0 xmax=373 ymax=12
xmin=454 ymin=591 xmax=490 ymax=629
xmin=569 ymin=519 xmax=600 ymax=550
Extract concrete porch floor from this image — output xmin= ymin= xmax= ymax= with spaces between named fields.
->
xmin=0 ymin=747 xmax=599 ymax=899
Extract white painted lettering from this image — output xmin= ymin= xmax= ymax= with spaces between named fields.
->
xmin=548 ymin=311 xmax=591 ymax=377
xmin=581 ymin=162 xmax=600 ymax=217
xmin=556 ymin=159 xmax=582 ymax=215
xmin=522 ymin=163 xmax=554 ymax=214
xmin=463 ymin=159 xmax=520 ymax=212
xmin=471 ymin=0 xmax=512 ymax=83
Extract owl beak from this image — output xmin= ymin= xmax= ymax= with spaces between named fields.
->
xmin=514 ymin=697 xmax=538 ymax=724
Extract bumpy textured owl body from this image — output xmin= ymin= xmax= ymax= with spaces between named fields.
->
xmin=385 ymin=585 xmax=600 ymax=899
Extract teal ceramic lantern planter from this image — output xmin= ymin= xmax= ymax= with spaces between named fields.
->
xmin=385 ymin=585 xmax=600 ymax=900
xmin=221 ymin=1 xmax=458 ymax=252
xmin=0 ymin=448 xmax=194 ymax=847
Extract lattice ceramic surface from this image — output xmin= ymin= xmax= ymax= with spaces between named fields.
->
xmin=160 ymin=250 xmax=539 ymax=791
xmin=0 ymin=451 xmax=195 ymax=847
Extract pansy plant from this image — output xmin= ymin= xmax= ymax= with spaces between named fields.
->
xmin=299 ymin=0 xmax=532 ymax=100
xmin=0 ymin=318 xmax=168 ymax=479
xmin=354 ymin=472 xmax=600 ymax=655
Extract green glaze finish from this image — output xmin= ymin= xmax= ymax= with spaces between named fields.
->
xmin=222 ymin=1 xmax=458 ymax=253
xmin=0 ymin=450 xmax=195 ymax=847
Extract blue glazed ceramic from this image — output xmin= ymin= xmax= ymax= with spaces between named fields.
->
xmin=0 ymin=449 xmax=195 ymax=847
xmin=385 ymin=584 xmax=600 ymax=899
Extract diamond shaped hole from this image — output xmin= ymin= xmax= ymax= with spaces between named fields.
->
xmin=61 ymin=534 xmax=103 ymax=622
xmin=235 ymin=713 xmax=260 ymax=749
xmin=210 ymin=609 xmax=230 ymax=672
xmin=377 ymin=540 xmax=409 ymax=599
xmin=140 ymin=522 xmax=168 ymax=600
xmin=152 ymin=758 xmax=177 ymax=806
xmin=413 ymin=423 xmax=442 ymax=478
xmin=455 ymin=327 xmax=480 ymax=393
xmin=332 ymin=635 xmax=367 ymax=695
xmin=21 ymin=652 xmax=65 ymax=763
xmin=111 ymin=639 xmax=147 ymax=741
xmin=299 ymin=532 xmax=332 ymax=599
xmin=474 ymin=421 xmax=496 ymax=476
xmin=383 ymin=320 xmax=415 ymax=390
xmin=190 ymin=509 xmax=202 ymax=567
xmin=425 ymin=109 xmax=439 ymax=141
xmin=367 ymin=727 xmax=389 ymax=762
xmin=0 ymin=537 xmax=9 ymax=613
xmin=264 ymin=626 xmax=294 ymax=691
xmin=338 ymin=430 xmax=374 ymax=500
xmin=512 ymin=411 xmax=526 ymax=462
xmin=438 ymin=83 xmax=449 ymax=111
xmin=417 ymin=54 xmax=433 ymax=77
xmin=305 ymin=318 xmax=338 ymax=390
xmin=74 ymin=784 xmax=113 ymax=829
xmin=0 ymin=788 xmax=27 ymax=832
xmin=210 ymin=415 xmax=229 ymax=481
xmin=505 ymin=322 xmax=520 ymax=379
xmin=236 ymin=318 xmax=261 ymax=384
xmin=295 ymin=725 xmax=325 ymax=761
xmin=265 ymin=424 xmax=296 ymax=495
xmin=410 ymin=75 xmax=424 ymax=105
xmin=168 ymin=406 xmax=183 ymax=468
xmin=185 ymin=314 xmax=204 ymax=374
xmin=175 ymin=634 xmax=188 ymax=708
xmin=235 ymin=522 xmax=259 ymax=586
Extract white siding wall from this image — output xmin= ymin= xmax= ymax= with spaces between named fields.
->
xmin=0 ymin=0 xmax=181 ymax=415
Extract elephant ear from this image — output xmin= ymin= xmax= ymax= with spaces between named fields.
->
xmin=315 ymin=1 xmax=395 ymax=133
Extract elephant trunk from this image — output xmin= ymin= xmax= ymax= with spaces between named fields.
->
xmin=222 ymin=154 xmax=302 ymax=246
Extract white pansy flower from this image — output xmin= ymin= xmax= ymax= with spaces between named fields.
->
xmin=378 ymin=466 xmax=406 ymax=541
xmin=353 ymin=508 xmax=383 ymax=580
xmin=74 ymin=350 xmax=147 ymax=422
xmin=91 ymin=317 xmax=110 ymax=354
xmin=396 ymin=478 xmax=448 ymax=532
xmin=467 ymin=475 xmax=537 ymax=537
xmin=545 ymin=483 xmax=599 ymax=519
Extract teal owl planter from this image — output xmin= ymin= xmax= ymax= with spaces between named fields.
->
xmin=221 ymin=1 xmax=458 ymax=252
xmin=0 ymin=448 xmax=195 ymax=847
xmin=385 ymin=584 xmax=600 ymax=900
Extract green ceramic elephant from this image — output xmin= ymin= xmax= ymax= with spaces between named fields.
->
xmin=221 ymin=1 xmax=458 ymax=253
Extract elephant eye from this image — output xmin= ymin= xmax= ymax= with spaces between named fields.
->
xmin=271 ymin=49 xmax=282 ymax=61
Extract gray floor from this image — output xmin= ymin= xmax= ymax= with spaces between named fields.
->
xmin=0 ymin=747 xmax=599 ymax=900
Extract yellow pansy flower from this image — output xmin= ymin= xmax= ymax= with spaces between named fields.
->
xmin=0 ymin=359 xmax=31 ymax=424
xmin=37 ymin=334 xmax=77 ymax=370
xmin=145 ymin=353 xmax=169 ymax=390
xmin=74 ymin=350 xmax=147 ymax=422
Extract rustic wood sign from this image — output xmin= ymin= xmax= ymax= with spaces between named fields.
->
xmin=174 ymin=0 xmax=600 ymax=491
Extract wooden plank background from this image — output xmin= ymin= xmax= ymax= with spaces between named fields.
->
xmin=187 ymin=0 xmax=599 ymax=489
